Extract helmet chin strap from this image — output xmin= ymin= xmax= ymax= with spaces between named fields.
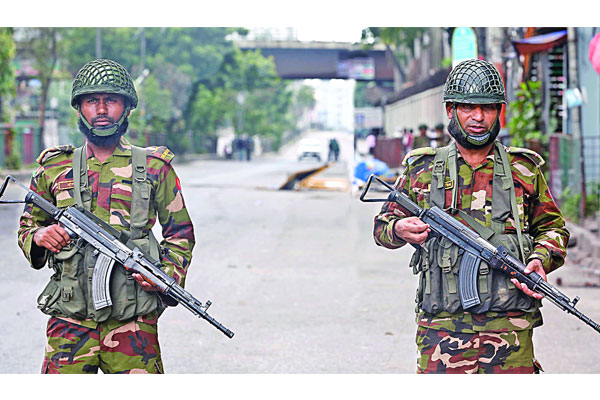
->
xmin=79 ymin=106 xmax=129 ymax=137
xmin=449 ymin=104 xmax=499 ymax=149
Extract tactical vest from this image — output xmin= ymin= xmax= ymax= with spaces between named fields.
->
xmin=36 ymin=145 xmax=164 ymax=322
xmin=411 ymin=141 xmax=540 ymax=315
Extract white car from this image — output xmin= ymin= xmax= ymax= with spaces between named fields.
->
xmin=296 ymin=139 xmax=323 ymax=161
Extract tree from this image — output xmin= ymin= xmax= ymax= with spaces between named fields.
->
xmin=187 ymin=47 xmax=292 ymax=151
xmin=19 ymin=28 xmax=64 ymax=148
xmin=0 ymin=28 xmax=16 ymax=124
xmin=128 ymin=74 xmax=173 ymax=147
xmin=360 ymin=27 xmax=427 ymax=88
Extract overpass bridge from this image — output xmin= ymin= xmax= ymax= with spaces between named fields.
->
xmin=235 ymin=40 xmax=394 ymax=82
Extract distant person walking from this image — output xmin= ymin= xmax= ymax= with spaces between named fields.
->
xmin=328 ymin=138 xmax=340 ymax=162
xmin=366 ymin=129 xmax=377 ymax=156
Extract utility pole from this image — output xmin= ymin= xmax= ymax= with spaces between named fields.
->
xmin=567 ymin=27 xmax=586 ymax=219
xmin=96 ymin=28 xmax=102 ymax=59
xmin=139 ymin=28 xmax=147 ymax=145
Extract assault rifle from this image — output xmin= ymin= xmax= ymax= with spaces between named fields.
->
xmin=0 ymin=175 xmax=234 ymax=338
xmin=361 ymin=174 xmax=600 ymax=334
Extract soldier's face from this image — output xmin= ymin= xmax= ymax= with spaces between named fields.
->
xmin=446 ymin=103 xmax=499 ymax=135
xmin=79 ymin=93 xmax=127 ymax=126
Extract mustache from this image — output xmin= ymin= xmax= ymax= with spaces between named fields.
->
xmin=91 ymin=116 xmax=115 ymax=124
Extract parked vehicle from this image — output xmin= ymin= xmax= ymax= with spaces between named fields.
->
xmin=297 ymin=139 xmax=323 ymax=161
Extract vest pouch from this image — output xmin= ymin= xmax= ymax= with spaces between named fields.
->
xmin=418 ymin=236 xmax=463 ymax=315
xmin=50 ymin=245 xmax=88 ymax=319
xmin=37 ymin=272 xmax=62 ymax=316
xmin=485 ymin=233 xmax=539 ymax=313
xmin=129 ymin=237 xmax=160 ymax=317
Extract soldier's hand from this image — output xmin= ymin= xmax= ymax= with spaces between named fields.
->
xmin=511 ymin=259 xmax=546 ymax=300
xmin=132 ymin=273 xmax=160 ymax=292
xmin=393 ymin=216 xmax=430 ymax=245
xmin=33 ymin=224 xmax=71 ymax=253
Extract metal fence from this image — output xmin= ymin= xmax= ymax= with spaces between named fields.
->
xmin=549 ymin=133 xmax=600 ymax=215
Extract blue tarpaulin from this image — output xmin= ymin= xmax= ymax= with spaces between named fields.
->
xmin=354 ymin=158 xmax=396 ymax=183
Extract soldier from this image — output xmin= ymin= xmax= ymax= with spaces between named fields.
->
xmin=412 ymin=124 xmax=429 ymax=149
xmin=17 ymin=59 xmax=195 ymax=373
xmin=431 ymin=122 xmax=450 ymax=148
xmin=373 ymin=59 xmax=569 ymax=374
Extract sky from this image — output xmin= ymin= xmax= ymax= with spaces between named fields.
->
xmin=3 ymin=1 xmax=592 ymax=34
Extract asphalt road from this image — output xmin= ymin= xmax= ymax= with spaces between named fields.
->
xmin=1 ymin=130 xmax=599 ymax=374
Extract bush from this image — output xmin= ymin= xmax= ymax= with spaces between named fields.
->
xmin=561 ymin=184 xmax=600 ymax=223
xmin=4 ymin=151 xmax=21 ymax=170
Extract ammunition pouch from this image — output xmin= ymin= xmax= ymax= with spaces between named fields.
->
xmin=37 ymin=144 xmax=165 ymax=322
xmin=414 ymin=233 xmax=540 ymax=315
xmin=37 ymin=234 xmax=163 ymax=322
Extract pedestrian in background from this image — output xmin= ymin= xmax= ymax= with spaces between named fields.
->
xmin=366 ymin=129 xmax=377 ymax=155
xmin=412 ymin=124 xmax=429 ymax=149
xmin=328 ymin=138 xmax=340 ymax=162
xmin=430 ymin=122 xmax=449 ymax=148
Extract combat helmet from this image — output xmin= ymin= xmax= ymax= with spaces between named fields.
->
xmin=443 ymin=59 xmax=505 ymax=105
xmin=71 ymin=59 xmax=137 ymax=137
xmin=71 ymin=59 xmax=138 ymax=109
xmin=443 ymin=59 xmax=505 ymax=149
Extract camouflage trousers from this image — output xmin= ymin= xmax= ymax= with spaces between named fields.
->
xmin=416 ymin=326 xmax=541 ymax=374
xmin=41 ymin=315 xmax=164 ymax=374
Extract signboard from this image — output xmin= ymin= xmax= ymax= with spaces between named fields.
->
xmin=337 ymin=57 xmax=375 ymax=80
xmin=451 ymin=27 xmax=478 ymax=67
xmin=589 ymin=32 xmax=600 ymax=75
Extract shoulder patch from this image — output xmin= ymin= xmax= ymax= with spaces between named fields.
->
xmin=146 ymin=145 xmax=174 ymax=164
xmin=36 ymin=145 xmax=74 ymax=165
xmin=402 ymin=146 xmax=437 ymax=167
xmin=507 ymin=146 xmax=545 ymax=167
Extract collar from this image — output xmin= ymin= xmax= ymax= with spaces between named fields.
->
xmin=85 ymin=136 xmax=132 ymax=159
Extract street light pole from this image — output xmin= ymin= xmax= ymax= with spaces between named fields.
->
xmin=96 ymin=28 xmax=102 ymax=59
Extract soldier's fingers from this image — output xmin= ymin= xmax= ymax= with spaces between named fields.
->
xmin=48 ymin=231 xmax=69 ymax=248
xmin=404 ymin=219 xmax=429 ymax=232
xmin=41 ymin=235 xmax=61 ymax=251
xmin=56 ymin=227 xmax=72 ymax=244
xmin=511 ymin=279 xmax=544 ymax=299
xmin=410 ymin=231 xmax=429 ymax=244
xmin=43 ymin=241 xmax=62 ymax=253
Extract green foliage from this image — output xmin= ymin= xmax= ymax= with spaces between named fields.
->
xmin=187 ymin=48 xmax=295 ymax=152
xmin=0 ymin=28 xmax=16 ymax=122
xmin=560 ymin=184 xmax=600 ymax=223
xmin=13 ymin=27 xmax=297 ymax=155
xmin=360 ymin=27 xmax=427 ymax=55
xmin=294 ymin=85 xmax=316 ymax=110
xmin=5 ymin=134 xmax=21 ymax=170
xmin=507 ymin=80 xmax=545 ymax=147
xmin=128 ymin=74 xmax=173 ymax=146
xmin=360 ymin=27 xmax=427 ymax=81
xmin=0 ymin=28 xmax=16 ymax=99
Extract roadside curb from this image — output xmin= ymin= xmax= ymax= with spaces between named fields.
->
xmin=0 ymin=169 xmax=33 ymax=182
xmin=568 ymin=222 xmax=600 ymax=259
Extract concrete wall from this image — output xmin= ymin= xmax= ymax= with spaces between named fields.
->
xmin=577 ymin=27 xmax=600 ymax=184
xmin=383 ymin=85 xmax=447 ymax=136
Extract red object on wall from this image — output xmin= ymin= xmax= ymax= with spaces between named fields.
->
xmin=23 ymin=128 xmax=34 ymax=164
xmin=589 ymin=32 xmax=600 ymax=75
xmin=373 ymin=137 xmax=405 ymax=168
xmin=495 ymin=62 xmax=507 ymax=128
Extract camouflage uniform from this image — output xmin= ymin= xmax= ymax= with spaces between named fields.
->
xmin=18 ymin=137 xmax=195 ymax=373
xmin=412 ymin=134 xmax=430 ymax=149
xmin=373 ymin=143 xmax=569 ymax=373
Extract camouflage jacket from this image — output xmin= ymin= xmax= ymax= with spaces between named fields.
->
xmin=18 ymin=137 xmax=195 ymax=290
xmin=373 ymin=143 xmax=570 ymax=333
